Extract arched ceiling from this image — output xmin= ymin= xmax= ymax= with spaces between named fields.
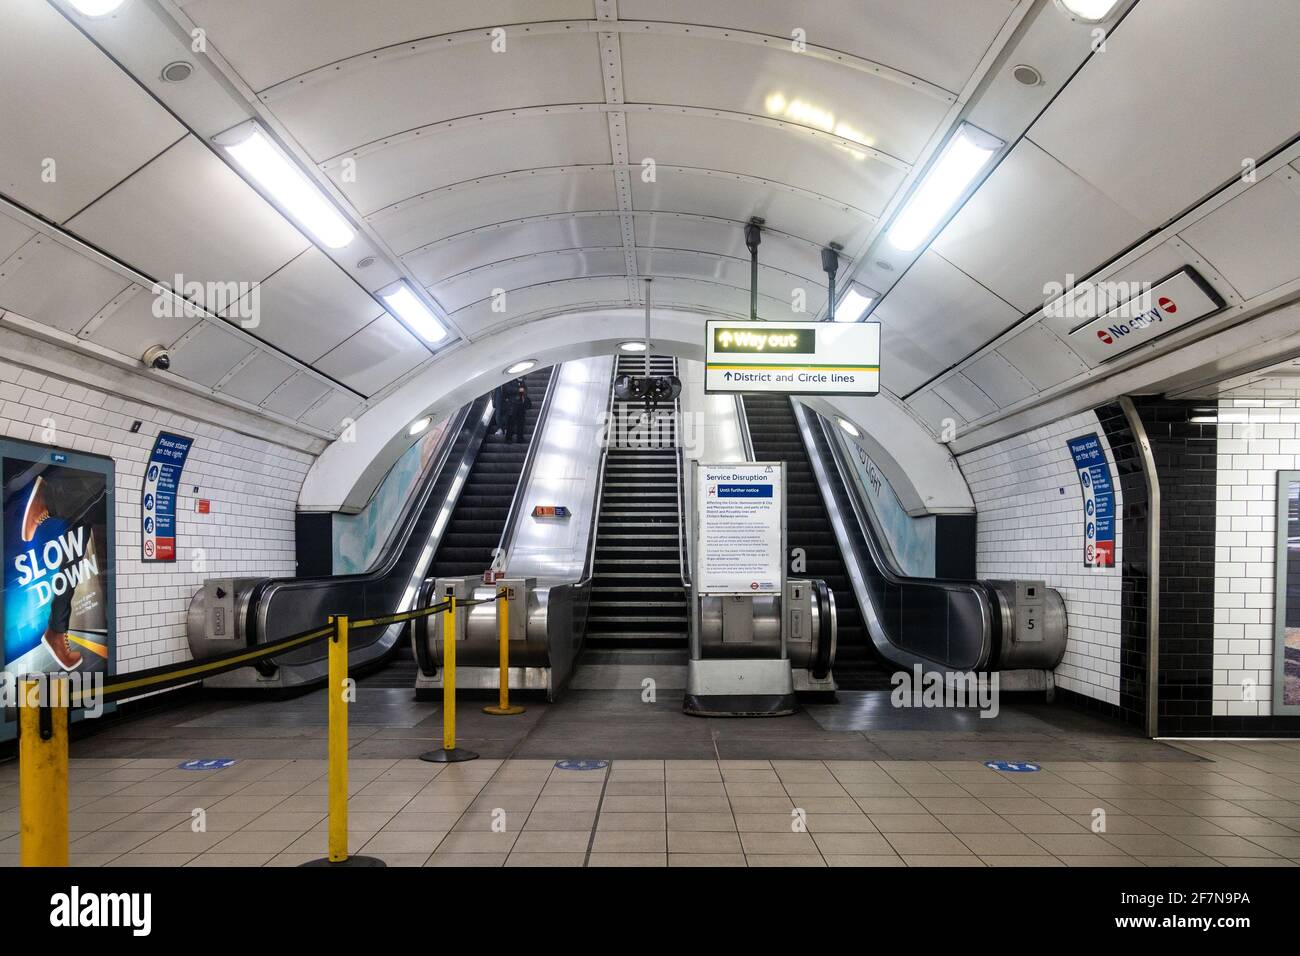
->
xmin=1 ymin=0 xmax=1299 ymax=454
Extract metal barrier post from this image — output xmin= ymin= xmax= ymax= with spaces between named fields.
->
xmin=19 ymin=675 xmax=68 ymax=867
xmin=484 ymin=586 xmax=524 ymax=716
xmin=421 ymin=589 xmax=478 ymax=762
xmin=304 ymin=616 xmax=384 ymax=866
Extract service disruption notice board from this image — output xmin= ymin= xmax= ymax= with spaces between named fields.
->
xmin=704 ymin=320 xmax=880 ymax=395
xmin=696 ymin=462 xmax=784 ymax=595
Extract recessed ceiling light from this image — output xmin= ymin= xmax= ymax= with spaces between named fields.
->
xmin=1011 ymin=64 xmax=1043 ymax=87
xmin=408 ymin=416 xmax=432 ymax=437
xmin=356 ymin=256 xmax=376 ymax=270
xmin=505 ymin=360 xmax=537 ymax=375
xmin=1054 ymin=0 xmax=1122 ymax=22
xmin=833 ymin=282 xmax=877 ymax=323
xmin=874 ymin=259 xmax=894 ymax=272
xmin=888 ymin=122 xmax=1003 ymax=253
xmin=219 ymin=123 xmax=355 ymax=249
xmin=837 ymin=417 xmax=861 ymax=438
xmin=161 ymin=61 xmax=193 ymax=83
xmin=69 ymin=0 xmax=126 ymax=15
xmin=381 ymin=281 xmax=448 ymax=344
xmin=619 ymin=341 xmax=648 ymax=352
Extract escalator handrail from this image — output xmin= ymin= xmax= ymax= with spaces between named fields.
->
xmin=734 ymin=394 xmax=756 ymax=462
xmin=576 ymin=357 xmax=620 ymax=588
xmin=811 ymin=578 xmax=835 ymax=680
xmin=495 ymin=366 xmax=561 ymax=566
xmin=794 ymin=401 xmax=994 ymax=672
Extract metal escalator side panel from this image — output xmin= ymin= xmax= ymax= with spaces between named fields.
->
xmin=493 ymin=364 xmax=561 ymax=570
xmin=792 ymin=402 xmax=994 ymax=674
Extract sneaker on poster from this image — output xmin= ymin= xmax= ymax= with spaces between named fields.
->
xmin=21 ymin=476 xmax=50 ymax=542
xmin=42 ymin=629 xmax=83 ymax=671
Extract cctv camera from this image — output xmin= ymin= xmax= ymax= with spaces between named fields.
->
xmin=142 ymin=345 xmax=171 ymax=371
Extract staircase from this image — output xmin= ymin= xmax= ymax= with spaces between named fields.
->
xmin=584 ymin=354 xmax=688 ymax=647
xmin=741 ymin=392 xmax=890 ymax=690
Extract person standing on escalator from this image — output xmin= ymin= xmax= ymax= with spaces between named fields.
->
xmin=502 ymin=376 xmax=532 ymax=444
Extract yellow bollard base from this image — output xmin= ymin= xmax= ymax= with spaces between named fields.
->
xmin=483 ymin=704 xmax=526 ymax=716
xmin=420 ymin=747 xmax=479 ymax=763
xmin=301 ymin=855 xmax=387 ymax=867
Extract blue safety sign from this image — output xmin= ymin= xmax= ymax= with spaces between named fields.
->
xmin=142 ymin=431 xmax=193 ymax=563
xmin=1067 ymin=432 xmax=1115 ymax=568
xmin=554 ymin=759 xmax=608 ymax=771
xmin=178 ymin=758 xmax=236 ymax=771
xmin=985 ymin=760 xmax=1041 ymax=773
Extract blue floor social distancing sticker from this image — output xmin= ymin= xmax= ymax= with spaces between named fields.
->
xmin=178 ymin=759 xmax=237 ymax=771
xmin=985 ymin=760 xmax=1040 ymax=772
xmin=555 ymin=759 xmax=609 ymax=771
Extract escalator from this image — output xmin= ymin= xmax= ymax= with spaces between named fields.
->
xmin=740 ymin=393 xmax=892 ymax=689
xmin=186 ymin=367 xmax=555 ymax=691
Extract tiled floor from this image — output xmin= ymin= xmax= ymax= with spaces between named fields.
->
xmin=4 ymin=740 xmax=1300 ymax=867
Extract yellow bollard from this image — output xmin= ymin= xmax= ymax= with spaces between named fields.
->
xmin=19 ymin=675 xmax=68 ymax=867
xmin=421 ymin=590 xmax=478 ymax=762
xmin=484 ymin=586 xmax=524 ymax=716
xmin=303 ymin=616 xmax=383 ymax=866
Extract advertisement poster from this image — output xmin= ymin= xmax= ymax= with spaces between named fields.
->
xmin=1067 ymin=433 xmax=1116 ymax=568
xmin=696 ymin=462 xmax=783 ymax=595
xmin=3 ymin=440 xmax=115 ymax=678
xmin=142 ymin=432 xmax=193 ymax=562
xmin=1274 ymin=473 xmax=1300 ymax=714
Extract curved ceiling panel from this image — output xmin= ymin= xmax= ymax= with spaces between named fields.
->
xmin=633 ymin=213 xmax=829 ymax=284
xmin=325 ymin=112 xmax=612 ymax=214
xmin=449 ymin=276 xmax=633 ymax=337
xmin=435 ymin=248 xmax=629 ymax=312
xmin=619 ymin=34 xmax=948 ymax=165
xmin=617 ymin=0 xmax=1018 ymax=94
xmin=636 ymin=248 xmax=824 ymax=316
xmin=270 ymin=33 xmax=606 ymax=161
xmin=407 ymin=214 xmax=626 ymax=286
xmin=178 ymin=0 xmax=594 ymax=90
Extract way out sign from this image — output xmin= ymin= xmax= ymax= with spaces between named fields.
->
xmin=704 ymin=320 xmax=880 ymax=395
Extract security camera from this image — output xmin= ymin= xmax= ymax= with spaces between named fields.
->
xmin=142 ymin=345 xmax=171 ymax=371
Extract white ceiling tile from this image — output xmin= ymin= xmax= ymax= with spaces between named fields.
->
xmin=181 ymin=0 xmax=593 ymax=90
xmin=1029 ymin=0 xmax=1300 ymax=226
xmin=216 ymin=352 xmax=296 ymax=405
xmin=0 ymin=211 xmax=35 ymax=263
xmin=85 ymin=286 xmax=202 ymax=358
xmin=297 ymin=390 xmax=365 ymax=434
xmin=1180 ymin=169 xmax=1300 ymax=301
xmin=932 ymin=373 xmax=996 ymax=421
xmin=962 ymin=350 xmax=1037 ymax=408
xmin=329 ymin=112 xmax=612 ymax=215
xmin=634 ymin=214 xmax=826 ymax=284
xmin=636 ymin=248 xmax=824 ymax=315
xmin=314 ymin=314 xmax=427 ymax=396
xmin=66 ymin=137 xmax=310 ymax=306
xmin=906 ymin=390 xmax=966 ymax=433
xmin=262 ymin=371 xmax=334 ymax=418
xmin=408 ymin=215 xmax=625 ymax=286
xmin=242 ymin=248 xmax=383 ymax=362
xmin=994 ymin=322 xmax=1088 ymax=390
xmin=449 ymin=277 xmax=632 ymax=336
xmin=0 ymin=237 xmax=129 ymax=335
xmin=168 ymin=322 xmax=257 ymax=388
xmin=0 ymin=0 xmax=184 ymax=224
xmin=934 ymin=140 xmax=1146 ymax=313
xmin=436 ymin=249 xmax=627 ymax=313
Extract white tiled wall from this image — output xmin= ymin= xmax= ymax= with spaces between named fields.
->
xmin=0 ymin=359 xmax=311 ymax=674
xmin=1213 ymin=398 xmax=1300 ymax=717
xmin=956 ymin=412 xmax=1124 ymax=705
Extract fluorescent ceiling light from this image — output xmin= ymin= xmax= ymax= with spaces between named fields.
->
xmin=69 ymin=0 xmax=126 ymax=15
xmin=834 ymin=283 xmax=876 ymax=323
xmin=1054 ymin=0 xmax=1122 ymax=22
xmin=505 ymin=360 xmax=537 ymax=375
xmin=619 ymin=341 xmax=647 ymax=352
xmin=221 ymin=125 xmax=355 ymax=249
xmin=888 ymin=122 xmax=1002 ymax=253
xmin=382 ymin=282 xmax=447 ymax=344
xmin=837 ymin=417 xmax=861 ymax=438
xmin=408 ymin=416 xmax=432 ymax=437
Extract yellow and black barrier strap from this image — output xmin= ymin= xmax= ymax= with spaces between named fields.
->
xmin=66 ymin=592 xmax=502 ymax=708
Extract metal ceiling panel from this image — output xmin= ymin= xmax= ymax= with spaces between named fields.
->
xmin=168 ymin=322 xmax=257 ymax=388
xmin=271 ymin=33 xmax=605 ymax=162
xmin=261 ymin=371 xmax=333 ymax=418
xmin=326 ymin=112 xmax=613 ymax=215
xmin=313 ymin=314 xmax=427 ymax=396
xmin=933 ymin=140 xmax=1146 ymax=313
xmin=244 ymin=248 xmax=384 ymax=362
xmin=215 ymin=351 xmax=296 ymax=405
xmin=297 ymin=390 xmax=365 ymax=434
xmin=435 ymin=249 xmax=628 ymax=313
xmin=1029 ymin=0 xmax=1300 ymax=227
xmin=0 ymin=0 xmax=184 ymax=224
xmin=906 ymin=389 xmax=966 ymax=434
xmin=932 ymin=373 xmax=997 ymax=422
xmin=1180 ymin=168 xmax=1300 ymax=301
xmin=66 ymin=137 xmax=310 ymax=307
xmin=631 ymin=172 xmax=872 ymax=250
xmin=617 ymin=0 xmax=1018 ymax=95
xmin=449 ymin=277 xmax=632 ymax=337
xmin=993 ymin=322 xmax=1088 ymax=391
xmin=407 ymin=215 xmax=625 ymax=286
xmin=0 ymin=237 xmax=130 ymax=336
xmin=372 ymin=169 xmax=618 ymax=255
xmin=962 ymin=350 xmax=1037 ymax=408
xmin=180 ymin=0 xmax=593 ymax=90
xmin=625 ymin=111 xmax=905 ymax=216
xmin=633 ymin=213 xmax=825 ymax=285
xmin=0 ymin=211 xmax=33 ymax=264
xmin=636 ymin=248 xmax=824 ymax=315
xmin=84 ymin=286 xmax=202 ymax=358
xmin=619 ymin=33 xmax=947 ymax=165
